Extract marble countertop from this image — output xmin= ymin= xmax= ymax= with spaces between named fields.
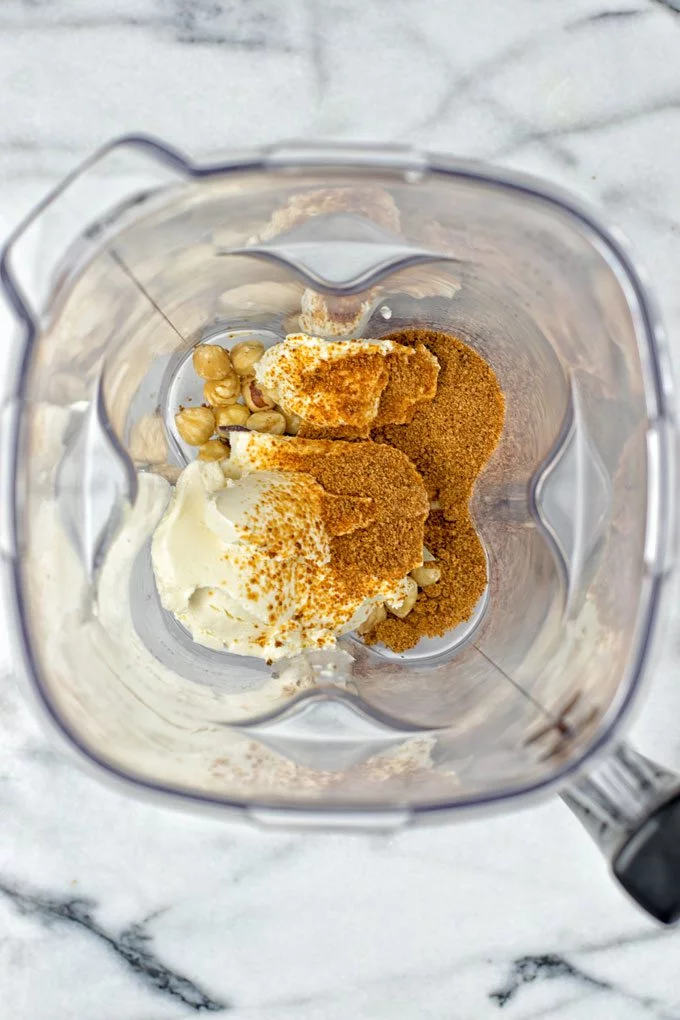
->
xmin=2 ymin=1 xmax=680 ymax=1017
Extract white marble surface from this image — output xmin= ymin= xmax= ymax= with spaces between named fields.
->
xmin=2 ymin=1 xmax=680 ymax=1017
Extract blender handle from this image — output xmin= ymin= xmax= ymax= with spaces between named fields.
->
xmin=561 ymin=743 xmax=680 ymax=924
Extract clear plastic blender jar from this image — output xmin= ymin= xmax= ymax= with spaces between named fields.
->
xmin=1 ymin=137 xmax=677 ymax=920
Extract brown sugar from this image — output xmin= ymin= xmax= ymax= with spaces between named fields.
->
xmin=374 ymin=343 xmax=440 ymax=428
xmin=319 ymin=491 xmax=376 ymax=537
xmin=253 ymin=436 xmax=429 ymax=583
xmin=368 ymin=328 xmax=505 ymax=652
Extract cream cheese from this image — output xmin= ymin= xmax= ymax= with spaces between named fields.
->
xmin=151 ymin=453 xmax=410 ymax=661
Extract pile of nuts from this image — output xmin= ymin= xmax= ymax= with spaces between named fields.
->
xmin=174 ymin=340 xmax=301 ymax=461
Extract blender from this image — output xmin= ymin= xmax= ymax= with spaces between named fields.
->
xmin=0 ymin=136 xmax=678 ymax=921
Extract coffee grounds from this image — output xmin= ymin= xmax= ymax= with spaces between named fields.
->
xmin=368 ymin=328 xmax=505 ymax=652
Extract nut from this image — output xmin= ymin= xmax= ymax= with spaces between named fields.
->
xmin=246 ymin=410 xmax=287 ymax=435
xmin=356 ymin=603 xmax=387 ymax=636
xmin=410 ymin=564 xmax=441 ymax=587
xmin=231 ymin=340 xmax=265 ymax=376
xmin=197 ymin=438 xmax=230 ymax=461
xmin=279 ymin=407 xmax=302 ymax=436
xmin=203 ymin=374 xmax=240 ymax=406
xmin=388 ymin=577 xmax=418 ymax=619
xmin=175 ymin=406 xmax=216 ymax=445
xmin=192 ymin=344 xmax=234 ymax=381
xmin=242 ymin=377 xmax=275 ymax=412
xmin=214 ymin=403 xmax=251 ymax=427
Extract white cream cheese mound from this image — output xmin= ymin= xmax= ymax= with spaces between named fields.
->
xmin=255 ymin=332 xmax=440 ymax=436
xmin=151 ymin=440 xmax=412 ymax=661
xmin=255 ymin=332 xmax=398 ymax=430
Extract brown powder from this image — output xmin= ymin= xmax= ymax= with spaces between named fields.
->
xmin=242 ymin=434 xmax=430 ymax=637
xmin=368 ymin=328 xmax=505 ymax=652
xmin=374 ymin=343 xmax=440 ymax=427
xmin=295 ymin=347 xmax=390 ymax=429
xmin=297 ymin=342 xmax=439 ymax=441
xmin=319 ymin=491 xmax=376 ymax=537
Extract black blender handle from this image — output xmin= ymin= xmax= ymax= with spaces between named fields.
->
xmin=561 ymin=743 xmax=680 ymax=924
xmin=612 ymin=791 xmax=680 ymax=925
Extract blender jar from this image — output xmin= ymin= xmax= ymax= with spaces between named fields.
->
xmin=1 ymin=137 xmax=677 ymax=916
